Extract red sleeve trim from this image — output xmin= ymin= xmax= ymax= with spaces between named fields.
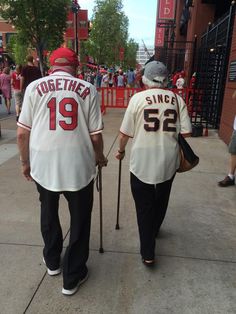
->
xmin=120 ymin=131 xmax=133 ymax=138
xmin=89 ymin=127 xmax=103 ymax=135
xmin=17 ymin=121 xmax=32 ymax=131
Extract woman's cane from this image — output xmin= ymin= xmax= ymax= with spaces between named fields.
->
xmin=98 ymin=166 xmax=104 ymax=253
xmin=115 ymin=159 xmax=122 ymax=230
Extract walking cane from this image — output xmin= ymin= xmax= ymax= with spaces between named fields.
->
xmin=98 ymin=166 xmax=104 ymax=253
xmin=115 ymin=159 xmax=122 ymax=230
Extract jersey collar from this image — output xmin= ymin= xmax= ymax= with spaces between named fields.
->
xmin=50 ymin=70 xmax=74 ymax=77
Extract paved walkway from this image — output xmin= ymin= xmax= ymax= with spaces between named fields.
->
xmin=0 ymin=110 xmax=236 ymax=314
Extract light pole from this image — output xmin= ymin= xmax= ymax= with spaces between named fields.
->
xmin=71 ymin=0 xmax=80 ymax=55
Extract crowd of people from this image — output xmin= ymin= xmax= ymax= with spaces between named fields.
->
xmin=78 ymin=67 xmax=141 ymax=89
xmin=0 ymin=55 xmax=42 ymax=119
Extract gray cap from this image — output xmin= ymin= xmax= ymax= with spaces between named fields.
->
xmin=144 ymin=61 xmax=168 ymax=83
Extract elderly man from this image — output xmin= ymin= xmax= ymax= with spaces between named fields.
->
xmin=17 ymin=47 xmax=107 ymax=296
xmin=116 ymin=61 xmax=192 ymax=266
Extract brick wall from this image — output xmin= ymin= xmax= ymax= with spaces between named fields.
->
xmin=219 ymin=13 xmax=236 ymax=144
xmin=0 ymin=19 xmax=16 ymax=49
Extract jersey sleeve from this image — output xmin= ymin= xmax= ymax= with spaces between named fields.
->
xmin=88 ymin=87 xmax=103 ymax=135
xmin=177 ymin=95 xmax=192 ymax=134
xmin=120 ymin=97 xmax=135 ymax=137
xmin=17 ymin=85 xmax=33 ymax=131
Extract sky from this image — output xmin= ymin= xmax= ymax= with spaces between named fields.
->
xmin=79 ymin=0 xmax=157 ymax=47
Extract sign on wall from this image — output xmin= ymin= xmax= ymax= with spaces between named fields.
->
xmin=228 ymin=60 xmax=236 ymax=82
xmin=158 ymin=0 xmax=176 ymax=20
xmin=155 ymin=26 xmax=165 ymax=47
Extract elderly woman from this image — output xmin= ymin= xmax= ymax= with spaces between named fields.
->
xmin=0 ymin=67 xmax=12 ymax=114
xmin=116 ymin=61 xmax=192 ymax=266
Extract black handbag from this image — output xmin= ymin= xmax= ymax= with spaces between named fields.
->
xmin=177 ymin=133 xmax=199 ymax=172
xmin=174 ymin=93 xmax=199 ymax=173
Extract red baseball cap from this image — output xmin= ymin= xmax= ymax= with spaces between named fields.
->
xmin=49 ymin=47 xmax=79 ymax=66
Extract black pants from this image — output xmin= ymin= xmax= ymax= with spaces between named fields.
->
xmin=36 ymin=180 xmax=94 ymax=290
xmin=130 ymin=173 xmax=175 ymax=260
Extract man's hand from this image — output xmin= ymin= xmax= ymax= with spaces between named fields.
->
xmin=96 ymin=154 xmax=108 ymax=168
xmin=115 ymin=150 xmax=125 ymax=160
xmin=21 ymin=161 xmax=33 ymax=181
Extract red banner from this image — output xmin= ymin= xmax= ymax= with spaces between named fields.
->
xmin=158 ymin=0 xmax=176 ymax=20
xmin=65 ymin=9 xmax=88 ymax=40
xmin=155 ymin=27 xmax=165 ymax=47
xmin=119 ymin=47 xmax=124 ymax=61
xmin=78 ymin=10 xmax=88 ymax=40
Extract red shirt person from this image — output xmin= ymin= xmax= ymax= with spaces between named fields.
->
xmin=20 ymin=55 xmax=42 ymax=94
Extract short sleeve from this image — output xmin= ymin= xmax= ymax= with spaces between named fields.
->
xmin=120 ymin=98 xmax=135 ymax=137
xmin=88 ymin=87 xmax=103 ymax=135
xmin=177 ymin=95 xmax=192 ymax=134
xmin=17 ymin=86 xmax=33 ymax=131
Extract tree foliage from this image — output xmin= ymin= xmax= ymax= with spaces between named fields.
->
xmin=83 ymin=0 xmax=137 ymax=68
xmin=0 ymin=0 xmax=70 ymax=74
xmin=6 ymin=33 xmax=28 ymax=65
xmin=124 ymin=39 xmax=139 ymax=69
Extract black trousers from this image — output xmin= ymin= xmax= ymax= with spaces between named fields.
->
xmin=130 ymin=173 xmax=175 ymax=260
xmin=36 ymin=180 xmax=94 ymax=290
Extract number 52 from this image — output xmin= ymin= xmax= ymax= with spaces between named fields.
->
xmin=144 ymin=108 xmax=177 ymax=132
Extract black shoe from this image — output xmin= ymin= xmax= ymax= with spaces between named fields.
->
xmin=218 ymin=176 xmax=235 ymax=187
xmin=62 ymin=271 xmax=89 ymax=296
xmin=142 ymin=258 xmax=155 ymax=267
xmin=43 ymin=258 xmax=61 ymax=276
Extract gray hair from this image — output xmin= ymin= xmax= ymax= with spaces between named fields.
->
xmin=142 ymin=75 xmax=167 ymax=88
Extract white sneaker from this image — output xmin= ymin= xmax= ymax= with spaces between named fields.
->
xmin=43 ymin=258 xmax=61 ymax=276
xmin=62 ymin=272 xmax=89 ymax=296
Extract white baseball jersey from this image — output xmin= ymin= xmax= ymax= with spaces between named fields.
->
xmin=17 ymin=71 xmax=103 ymax=191
xmin=120 ymin=89 xmax=192 ymax=184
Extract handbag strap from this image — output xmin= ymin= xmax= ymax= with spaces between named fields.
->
xmin=174 ymin=92 xmax=180 ymax=117
xmin=173 ymin=92 xmax=181 ymax=134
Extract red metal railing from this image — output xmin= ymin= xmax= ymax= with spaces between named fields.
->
xmin=98 ymin=87 xmax=143 ymax=114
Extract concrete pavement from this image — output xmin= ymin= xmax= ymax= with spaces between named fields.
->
xmin=0 ymin=109 xmax=236 ymax=314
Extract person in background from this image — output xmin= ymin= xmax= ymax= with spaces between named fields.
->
xmin=190 ymin=72 xmax=196 ymax=89
xmin=0 ymin=67 xmax=12 ymax=114
xmin=134 ymin=68 xmax=144 ymax=88
xmin=127 ymin=68 xmax=136 ymax=88
xmin=17 ymin=47 xmax=107 ymax=296
xmin=113 ymin=71 xmax=118 ymax=87
xmin=20 ymin=55 xmax=41 ymax=95
xmin=218 ymin=91 xmax=236 ymax=187
xmin=108 ymin=72 xmax=114 ymax=87
xmin=176 ymin=76 xmax=185 ymax=89
xmin=11 ymin=64 xmax=23 ymax=121
xmin=101 ymin=71 xmax=109 ymax=87
xmin=116 ymin=61 xmax=192 ymax=266
xmin=96 ymin=71 xmax=102 ymax=88
xmin=117 ymin=71 xmax=125 ymax=87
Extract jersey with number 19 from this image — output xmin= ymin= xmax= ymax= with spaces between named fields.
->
xmin=120 ymin=89 xmax=192 ymax=184
xmin=17 ymin=71 xmax=103 ymax=192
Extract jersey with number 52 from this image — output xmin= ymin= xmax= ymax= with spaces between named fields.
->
xmin=120 ymin=89 xmax=192 ymax=184
xmin=18 ymin=71 xmax=103 ymax=191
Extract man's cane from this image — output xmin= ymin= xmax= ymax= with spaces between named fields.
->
xmin=115 ymin=159 xmax=122 ymax=230
xmin=98 ymin=166 xmax=104 ymax=253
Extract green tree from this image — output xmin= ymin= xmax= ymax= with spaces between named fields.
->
xmin=0 ymin=0 xmax=70 ymax=74
xmin=124 ymin=39 xmax=139 ymax=69
xmin=6 ymin=33 xmax=28 ymax=65
xmin=85 ymin=0 xmax=129 ymax=66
